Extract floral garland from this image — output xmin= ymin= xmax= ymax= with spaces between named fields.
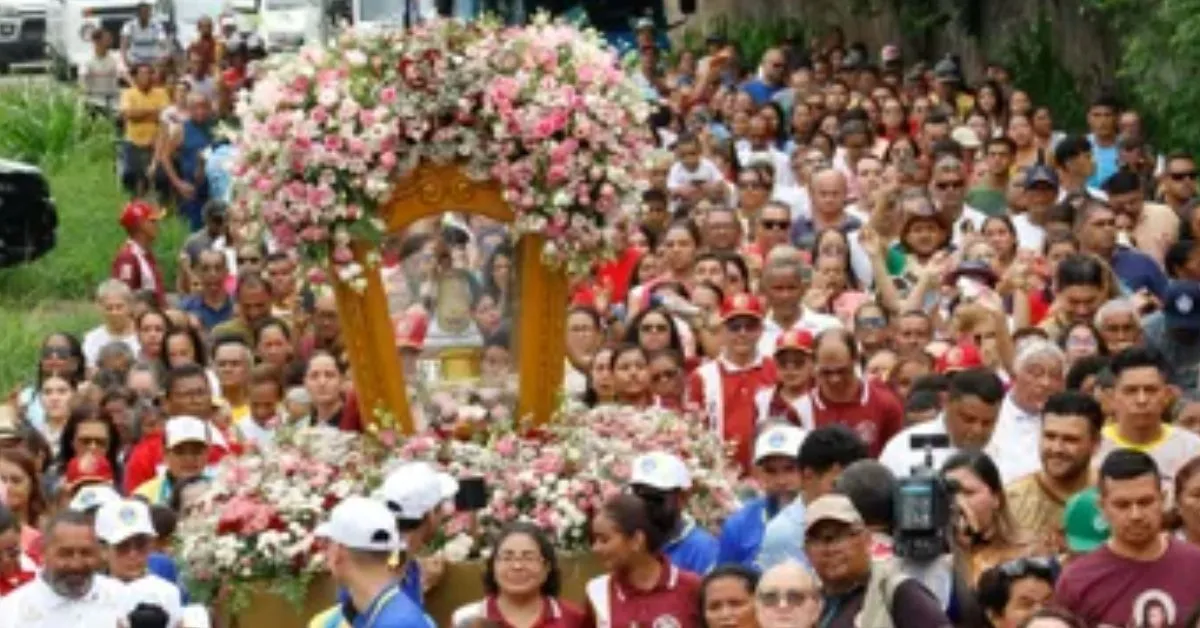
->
xmin=231 ymin=15 xmax=652 ymax=287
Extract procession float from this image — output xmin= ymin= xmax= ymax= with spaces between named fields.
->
xmin=176 ymin=15 xmax=743 ymax=626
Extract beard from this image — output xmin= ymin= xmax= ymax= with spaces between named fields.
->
xmin=45 ymin=569 xmax=93 ymax=600
xmin=1044 ymin=455 xmax=1089 ymax=483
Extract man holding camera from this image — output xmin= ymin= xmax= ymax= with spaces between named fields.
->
xmin=803 ymin=495 xmax=952 ymax=628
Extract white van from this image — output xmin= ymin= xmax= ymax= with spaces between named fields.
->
xmin=44 ymin=0 xmax=141 ymax=79
xmin=0 ymin=0 xmax=48 ymax=72
xmin=257 ymin=0 xmax=319 ymax=51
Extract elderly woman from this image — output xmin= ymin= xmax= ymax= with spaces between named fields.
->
xmin=1093 ymin=298 xmax=1144 ymax=354
xmin=754 ymin=561 xmax=821 ymax=628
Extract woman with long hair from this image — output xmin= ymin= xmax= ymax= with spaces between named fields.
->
xmin=0 ymin=449 xmax=47 ymax=563
xmin=56 ymin=404 xmax=122 ymax=489
xmin=942 ymin=451 xmax=1039 ymax=585
xmin=16 ymin=332 xmax=85 ymax=433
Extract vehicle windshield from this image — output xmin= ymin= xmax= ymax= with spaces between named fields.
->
xmin=265 ymin=0 xmax=309 ymax=9
xmin=357 ymin=0 xmax=406 ymax=22
xmin=172 ymin=0 xmax=230 ymax=23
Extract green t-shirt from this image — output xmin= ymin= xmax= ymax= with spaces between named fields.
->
xmin=965 ymin=186 xmax=1008 ymax=217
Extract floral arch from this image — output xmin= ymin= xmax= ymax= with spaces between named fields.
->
xmin=229 ymin=16 xmax=652 ymax=432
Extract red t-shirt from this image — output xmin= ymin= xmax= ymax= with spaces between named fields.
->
xmin=481 ymin=596 xmax=586 ymax=628
xmin=585 ymin=557 xmax=702 ymax=628
xmin=1055 ymin=538 xmax=1200 ymax=627
xmin=122 ymin=429 xmax=234 ymax=494
xmin=688 ymin=357 xmax=778 ymax=471
xmin=801 ymin=381 xmax=904 ymax=457
xmin=0 ymin=565 xmax=34 ymax=597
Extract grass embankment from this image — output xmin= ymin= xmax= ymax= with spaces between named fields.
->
xmin=0 ymin=80 xmax=185 ymax=393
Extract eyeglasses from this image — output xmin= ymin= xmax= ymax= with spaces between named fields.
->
xmin=856 ymin=316 xmax=888 ymax=330
xmin=757 ymin=588 xmax=819 ymax=608
xmin=496 ymin=552 xmax=544 ymax=567
xmin=1170 ymin=171 xmax=1198 ymax=181
xmin=726 ymin=318 xmax=762 ymax=333
xmin=934 ymin=180 xmax=965 ymax=190
xmin=760 ymin=220 xmax=790 ymax=231
xmin=739 ymin=180 xmax=767 ymax=190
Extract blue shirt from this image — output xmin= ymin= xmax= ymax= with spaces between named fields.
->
xmin=180 ymin=294 xmax=234 ymax=331
xmin=351 ymin=584 xmax=428 ymax=628
xmin=664 ymin=518 xmax=719 ymax=575
xmin=337 ymin=559 xmax=424 ymax=618
xmin=756 ymin=498 xmax=810 ymax=571
xmin=1087 ymin=134 xmax=1119 ymax=189
xmin=1110 ymin=247 xmax=1169 ymax=298
xmin=718 ymin=497 xmax=778 ymax=569
xmin=741 ymin=79 xmax=781 ymax=106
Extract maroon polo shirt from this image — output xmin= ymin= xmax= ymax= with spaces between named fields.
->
xmin=585 ymin=556 xmax=701 ymax=628
xmin=803 ymin=380 xmax=904 ymax=457
xmin=482 ymin=596 xmax=586 ymax=628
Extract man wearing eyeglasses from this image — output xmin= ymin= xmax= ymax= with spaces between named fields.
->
xmin=95 ymin=499 xmax=182 ymax=625
xmin=929 ymin=156 xmax=986 ymax=247
xmin=180 ymin=249 xmax=234 ymax=332
xmin=754 ymin=561 xmax=821 ymax=628
xmin=803 ymin=495 xmax=951 ymax=628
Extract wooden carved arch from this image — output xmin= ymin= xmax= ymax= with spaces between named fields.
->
xmin=332 ymin=163 xmax=568 ymax=434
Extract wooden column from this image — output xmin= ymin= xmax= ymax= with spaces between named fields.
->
xmin=514 ymin=235 xmax=568 ymax=426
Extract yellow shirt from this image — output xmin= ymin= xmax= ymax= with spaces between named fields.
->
xmin=134 ymin=475 xmax=170 ymax=505
xmin=120 ymin=86 xmax=169 ymax=147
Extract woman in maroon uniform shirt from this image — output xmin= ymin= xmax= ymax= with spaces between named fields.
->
xmin=585 ymin=494 xmax=702 ymax=628
xmin=452 ymin=522 xmax=585 ymax=628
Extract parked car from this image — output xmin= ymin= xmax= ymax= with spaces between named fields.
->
xmin=0 ymin=158 xmax=57 ymax=268
xmin=0 ymin=0 xmax=48 ymax=73
xmin=45 ymin=0 xmax=142 ymax=80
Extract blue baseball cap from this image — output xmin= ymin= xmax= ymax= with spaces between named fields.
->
xmin=1164 ymin=281 xmax=1200 ymax=330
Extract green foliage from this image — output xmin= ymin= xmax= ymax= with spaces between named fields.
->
xmin=677 ymin=16 xmax=808 ymax=67
xmin=997 ymin=9 xmax=1088 ymax=132
xmin=1087 ymin=0 xmax=1200 ymax=152
xmin=0 ymin=80 xmax=115 ymax=168
xmin=0 ymin=82 xmax=186 ymax=393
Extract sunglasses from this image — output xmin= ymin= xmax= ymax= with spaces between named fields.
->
xmin=760 ymin=219 xmax=790 ymax=231
xmin=856 ymin=316 xmax=888 ymax=330
xmin=238 ymin=256 xmax=263 ymax=264
xmin=1169 ymin=171 xmax=1198 ymax=181
xmin=76 ymin=436 xmax=109 ymax=449
xmin=757 ymin=589 xmax=819 ymax=608
xmin=998 ymin=556 xmax=1057 ymax=579
xmin=640 ymin=323 xmax=670 ymax=334
xmin=935 ymin=180 xmax=965 ymax=190
xmin=726 ymin=318 xmax=762 ymax=333
xmin=41 ymin=346 xmax=73 ymax=359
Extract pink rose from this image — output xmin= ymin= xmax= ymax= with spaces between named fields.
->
xmin=379 ymin=86 xmax=398 ymax=105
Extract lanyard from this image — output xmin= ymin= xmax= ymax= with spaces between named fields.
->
xmin=360 ymin=586 xmax=401 ymax=628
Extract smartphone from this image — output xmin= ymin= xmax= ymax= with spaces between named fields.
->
xmin=455 ymin=477 xmax=488 ymax=512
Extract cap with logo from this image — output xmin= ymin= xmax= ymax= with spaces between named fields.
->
xmin=166 ymin=416 xmax=210 ymax=449
xmin=803 ymin=494 xmax=864 ymax=536
xmin=753 ymin=424 xmax=807 ymax=465
xmin=377 ymin=462 xmax=459 ymax=522
xmin=629 ymin=451 xmax=692 ymax=491
xmin=119 ymin=200 xmax=164 ymax=232
xmin=69 ymin=484 xmax=121 ymax=513
xmin=316 ymin=496 xmax=403 ymax=552
xmin=951 ymin=126 xmax=981 ymax=150
xmin=1024 ymin=164 xmax=1060 ymax=190
xmin=95 ymin=499 xmax=157 ymax=545
xmin=775 ymin=329 xmax=815 ymax=355
xmin=1063 ymin=486 xmax=1109 ymax=553
xmin=65 ymin=452 xmax=115 ymax=490
xmin=720 ymin=293 xmax=765 ymax=323
xmin=935 ymin=341 xmax=984 ymax=374
xmin=1164 ymin=281 xmax=1200 ymax=331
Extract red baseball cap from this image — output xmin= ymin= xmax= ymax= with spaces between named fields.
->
xmin=394 ymin=306 xmax=429 ymax=351
xmin=65 ymin=452 xmax=114 ymax=490
xmin=119 ymin=200 xmax=164 ymax=231
xmin=775 ymin=328 xmax=815 ymax=354
xmin=935 ymin=342 xmax=984 ymax=374
xmin=720 ymin=293 xmax=765 ymax=322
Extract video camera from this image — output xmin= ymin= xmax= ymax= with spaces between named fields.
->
xmin=892 ymin=434 xmax=956 ymax=562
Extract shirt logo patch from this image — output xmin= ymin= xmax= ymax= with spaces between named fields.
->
xmin=1177 ymin=294 xmax=1194 ymax=314
xmin=651 ymin=616 xmax=682 ymax=628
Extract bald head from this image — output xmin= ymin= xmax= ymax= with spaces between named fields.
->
xmin=756 ymin=562 xmax=820 ymax=628
xmin=761 ymin=48 xmax=786 ymax=84
xmin=811 ymin=169 xmax=848 ymax=217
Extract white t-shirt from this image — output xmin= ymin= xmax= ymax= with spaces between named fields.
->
xmin=79 ymin=54 xmax=121 ymax=106
xmin=667 ymin=158 xmax=723 ymax=191
xmin=122 ymin=574 xmax=184 ymax=626
xmin=757 ymin=308 xmax=843 ymax=356
xmin=82 ymin=326 xmax=141 ymax=368
xmin=238 ymin=417 xmax=277 ymax=451
xmin=0 ymin=575 xmax=128 ymax=628
xmin=1012 ymin=213 xmax=1047 ymax=253
xmin=121 ymin=19 xmax=165 ymax=66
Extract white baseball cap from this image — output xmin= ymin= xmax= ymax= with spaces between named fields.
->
xmin=754 ymin=424 xmax=807 ymax=464
xmin=69 ymin=484 xmax=121 ymax=513
xmin=166 ymin=416 xmax=209 ymax=449
xmin=629 ymin=451 xmax=691 ymax=491
xmin=95 ymin=499 xmax=157 ymax=545
xmin=377 ymin=462 xmax=459 ymax=522
xmin=315 ymin=496 xmax=403 ymax=552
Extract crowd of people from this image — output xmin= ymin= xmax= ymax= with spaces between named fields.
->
xmin=5 ymin=11 xmax=1200 ymax=628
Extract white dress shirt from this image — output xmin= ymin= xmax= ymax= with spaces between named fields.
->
xmin=989 ymin=394 xmax=1044 ymax=483
xmin=0 ymin=575 xmax=127 ymax=628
